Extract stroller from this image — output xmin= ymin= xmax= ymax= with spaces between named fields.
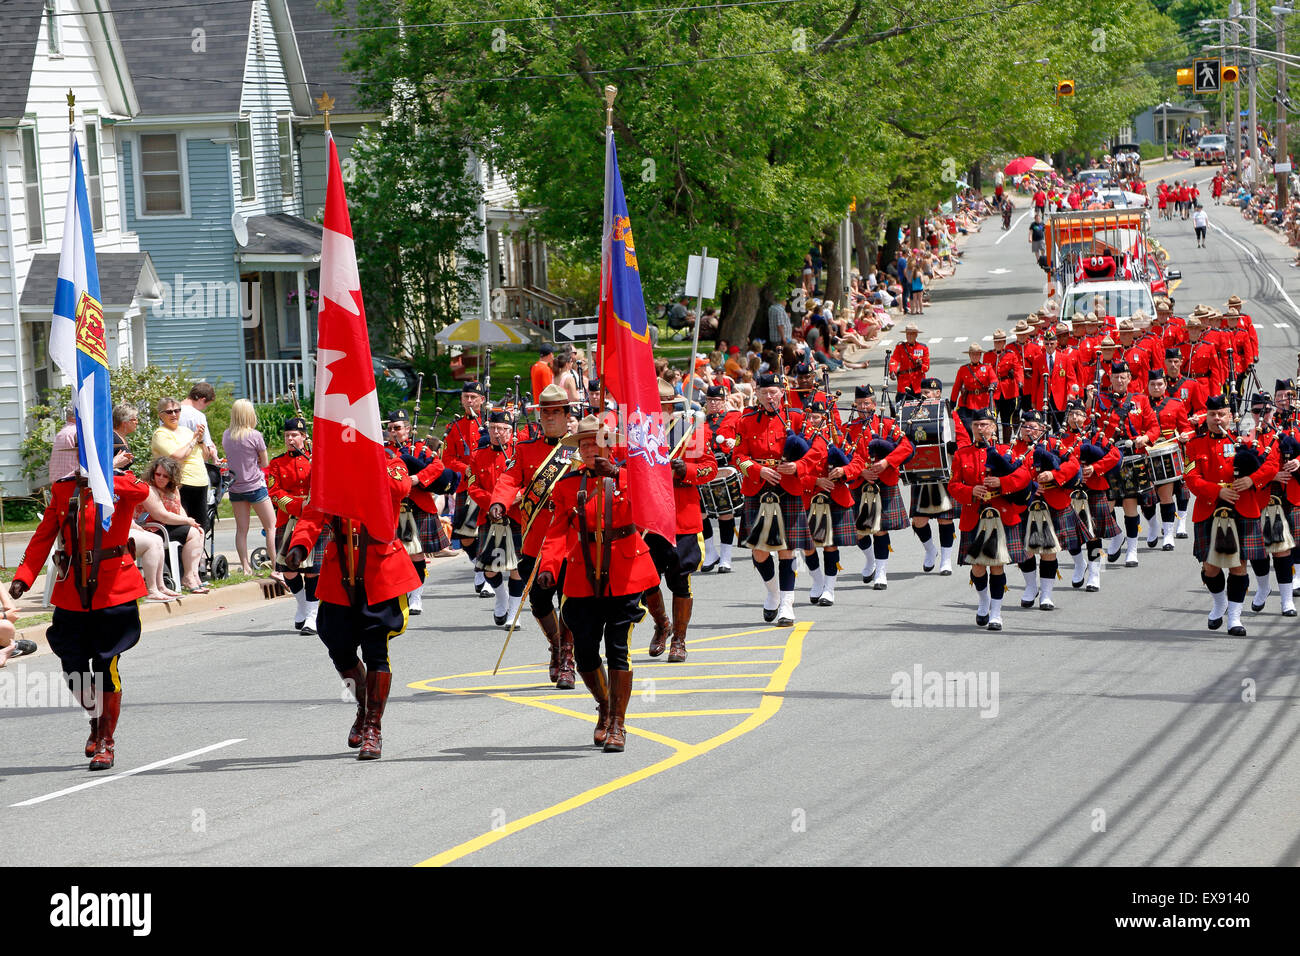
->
xmin=200 ymin=460 xmax=232 ymax=581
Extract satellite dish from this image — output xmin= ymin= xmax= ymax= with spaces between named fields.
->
xmin=231 ymin=211 xmax=249 ymax=246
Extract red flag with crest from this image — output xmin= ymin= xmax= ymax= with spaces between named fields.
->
xmin=310 ymin=133 xmax=395 ymax=540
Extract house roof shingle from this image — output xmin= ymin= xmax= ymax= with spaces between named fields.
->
xmin=0 ymin=0 xmax=44 ymax=124
xmin=112 ymin=0 xmax=255 ymax=116
xmin=236 ymin=213 xmax=321 ymax=258
xmin=20 ymin=252 xmax=160 ymax=310
xmin=285 ymin=0 xmax=363 ymax=114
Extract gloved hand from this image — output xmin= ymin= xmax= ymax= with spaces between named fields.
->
xmin=590 ymin=456 xmax=619 ymax=479
xmin=9 ymin=579 xmax=28 ymax=599
xmin=536 ymin=570 xmax=555 ymax=590
xmin=284 ymin=545 xmax=309 ymax=571
xmin=488 ymin=503 xmax=506 ymax=523
xmin=670 ymin=459 xmax=687 ymax=479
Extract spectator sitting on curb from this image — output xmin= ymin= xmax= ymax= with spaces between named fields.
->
xmin=0 ymin=585 xmax=37 ymax=667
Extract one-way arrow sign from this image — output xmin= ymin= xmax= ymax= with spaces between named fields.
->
xmin=553 ymin=315 xmax=599 ymax=343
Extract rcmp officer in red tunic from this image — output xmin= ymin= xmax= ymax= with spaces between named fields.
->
xmin=947 ymin=409 xmax=1033 ymax=630
xmin=441 ymin=382 xmax=490 ymax=595
xmin=11 ymin=469 xmax=151 ymax=770
xmin=991 ymin=329 xmax=1022 ymax=442
xmin=951 ymin=343 xmax=996 ymax=436
xmin=1182 ymin=395 xmax=1278 ymax=635
xmin=285 ymin=461 xmax=421 ymax=759
xmin=887 ymin=323 xmax=930 ymax=397
xmin=645 ymin=380 xmax=717 ymax=661
xmin=732 ymin=371 xmax=825 ymax=626
xmin=535 ymin=415 xmax=660 ymax=753
xmin=386 ymin=408 xmax=458 ymax=615
xmin=266 ymin=416 xmax=325 ymax=633
xmin=489 ymin=384 xmax=578 ymax=688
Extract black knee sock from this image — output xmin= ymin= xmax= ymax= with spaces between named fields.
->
xmin=989 ymin=572 xmax=1007 ymax=600
xmin=1275 ymin=554 xmax=1294 ymax=584
xmin=1068 ymin=546 xmax=1082 ymax=558
xmin=286 ymin=574 xmax=304 ymax=594
xmin=702 ymin=518 xmax=713 ymax=540
xmin=1124 ymin=515 xmax=1140 ymax=538
xmin=873 ymin=534 xmax=890 ymax=560
xmin=1017 ymin=557 xmax=1037 ymax=575
xmin=823 ymin=548 xmax=839 ymax=574
xmin=1160 ymin=502 xmax=1177 ymax=523
xmin=414 ymin=560 xmax=427 ymax=583
xmin=508 ymin=574 xmax=524 ymax=597
xmin=464 ymin=538 xmax=479 ymax=561
xmin=1227 ymin=574 xmax=1249 ymax=603
xmin=756 ymin=555 xmax=775 ymax=581
xmin=778 ymin=558 xmax=796 ymax=591
xmin=1040 ymin=558 xmax=1058 ymax=580
xmin=939 ymin=523 xmax=955 ymax=547
xmin=1140 ymin=503 xmax=1156 ymax=521
xmin=1251 ymin=557 xmax=1272 ymax=577
xmin=486 ymin=572 xmax=503 ymax=588
xmin=858 ymin=537 xmax=873 ymax=557
xmin=971 ymin=570 xmax=988 ymax=591
xmin=304 ymin=575 xmax=318 ymax=601
xmin=1202 ymin=570 xmax=1225 ymax=593
xmin=914 ymin=523 xmax=933 ymax=543
xmin=719 ymin=517 xmax=736 ymax=545
xmin=805 ymin=550 xmax=820 ymax=572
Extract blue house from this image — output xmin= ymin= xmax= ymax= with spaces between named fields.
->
xmin=113 ymin=0 xmax=322 ymax=402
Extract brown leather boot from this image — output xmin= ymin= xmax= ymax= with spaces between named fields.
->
xmin=358 ymin=671 xmax=392 ymax=760
xmin=603 ymin=669 xmax=634 ymax=753
xmin=85 ymin=717 xmax=99 ymax=759
xmin=89 ymin=691 xmax=121 ymax=771
xmin=556 ymin=625 xmax=576 ymax=690
xmin=669 ymin=596 xmax=691 ymax=662
xmin=578 ymin=668 xmax=609 ymax=746
xmin=644 ymin=588 xmax=670 ymax=657
xmin=538 ymin=611 xmax=562 ymax=683
xmin=77 ymin=682 xmax=98 ymax=757
xmin=340 ymin=662 xmax=367 ymax=749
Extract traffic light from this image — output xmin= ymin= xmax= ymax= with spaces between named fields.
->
xmin=1177 ymin=67 xmax=1193 ymax=86
xmin=1222 ymin=64 xmax=1240 ymax=83
xmin=1056 ymin=79 xmax=1075 ymax=97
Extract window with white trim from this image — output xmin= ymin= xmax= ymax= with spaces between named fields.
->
xmin=85 ymin=121 xmax=104 ymax=232
xmin=138 ymin=133 xmax=184 ymax=214
xmin=20 ymin=126 xmax=43 ymax=244
xmin=237 ymin=116 xmax=255 ymax=201
xmin=277 ymin=114 xmax=293 ymax=197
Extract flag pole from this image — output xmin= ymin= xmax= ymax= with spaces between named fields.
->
xmin=594 ymin=84 xmax=617 ymax=595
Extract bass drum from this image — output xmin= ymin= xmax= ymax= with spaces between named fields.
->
xmin=897 ymin=398 xmax=953 ymax=483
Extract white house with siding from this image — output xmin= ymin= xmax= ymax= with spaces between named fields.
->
xmin=0 ymin=0 xmax=161 ymax=497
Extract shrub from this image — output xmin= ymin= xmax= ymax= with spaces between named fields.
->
xmin=1138 ymin=141 xmax=1164 ymax=161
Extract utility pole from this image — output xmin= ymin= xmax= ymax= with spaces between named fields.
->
xmin=1221 ymin=21 xmax=1229 ymax=132
xmin=1250 ymin=0 xmax=1262 ymax=180
xmin=1278 ymin=9 xmax=1290 ymax=206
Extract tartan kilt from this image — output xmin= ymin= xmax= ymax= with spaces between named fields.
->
xmin=410 ymin=501 xmax=451 ymax=554
xmin=741 ymin=490 xmax=812 ymax=552
xmin=816 ymin=500 xmax=858 ymax=547
xmin=855 ymin=483 xmax=909 ymax=534
xmin=1192 ymin=515 xmax=1267 ymax=563
xmin=1086 ymin=490 xmax=1122 ymax=541
xmin=1049 ymin=504 xmax=1082 ymax=554
xmin=958 ymin=520 xmax=1026 ymax=567
xmin=907 ymin=483 xmax=960 ymax=522
xmin=1291 ymin=503 xmax=1300 ymax=536
xmin=1175 ymin=480 xmax=1190 ymax=510
xmin=274 ymin=520 xmax=331 ymax=572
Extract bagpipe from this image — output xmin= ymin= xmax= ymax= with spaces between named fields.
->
xmin=853 ymin=437 xmax=898 ymax=535
xmin=982 ymin=445 xmax=1032 ymax=507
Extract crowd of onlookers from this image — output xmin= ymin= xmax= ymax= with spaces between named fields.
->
xmin=43 ymin=382 xmax=282 ymax=603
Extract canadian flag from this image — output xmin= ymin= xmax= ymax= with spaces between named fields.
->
xmin=310 ymin=133 xmax=395 ymax=541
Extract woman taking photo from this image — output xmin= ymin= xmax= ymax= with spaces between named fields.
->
xmin=222 ymin=399 xmax=277 ymax=576
xmin=140 ymin=457 xmax=208 ymax=594
xmin=150 ymin=396 xmax=209 ymax=528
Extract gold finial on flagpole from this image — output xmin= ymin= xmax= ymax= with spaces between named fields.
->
xmin=604 ymin=85 xmax=617 ymax=128
xmin=67 ymin=89 xmax=75 ymax=127
xmin=315 ymin=91 xmax=335 ymax=132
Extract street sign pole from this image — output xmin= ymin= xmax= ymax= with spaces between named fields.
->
xmin=686 ymin=245 xmax=707 ymax=407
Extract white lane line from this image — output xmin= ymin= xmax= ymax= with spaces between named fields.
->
xmin=954 ymin=336 xmax=969 ymax=343
xmin=929 ymin=337 xmax=944 ymax=344
xmin=1208 ymin=220 xmax=1258 ymax=262
xmin=1276 ymin=323 xmax=1289 ymax=329
xmin=10 ymin=738 xmax=246 ymax=807
xmin=994 ymin=211 xmax=1030 ymax=244
xmin=1267 ymin=273 xmax=1300 ymax=321
xmin=879 ymin=340 xmax=893 ymax=349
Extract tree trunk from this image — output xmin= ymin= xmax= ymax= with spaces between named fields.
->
xmin=851 ymin=210 xmax=873 ymax=276
xmin=720 ymin=281 xmax=762 ymax=348
xmin=881 ymin=217 xmax=902 ymax=269
xmin=968 ymin=161 xmax=982 ymax=192
xmin=821 ymin=222 xmax=841 ymax=308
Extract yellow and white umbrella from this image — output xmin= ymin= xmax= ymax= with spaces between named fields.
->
xmin=435 ymin=317 xmax=532 ymax=347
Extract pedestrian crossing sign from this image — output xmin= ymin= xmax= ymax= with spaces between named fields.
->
xmin=1194 ymin=57 xmax=1222 ymax=94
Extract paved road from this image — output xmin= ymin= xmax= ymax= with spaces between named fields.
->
xmin=3 ymin=171 xmax=1298 ymax=866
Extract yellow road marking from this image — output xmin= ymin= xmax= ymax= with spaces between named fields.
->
xmin=1168 ymin=278 xmax=1182 ymax=293
xmin=416 ymin=621 xmax=812 ymax=867
xmin=633 ymin=708 xmax=758 ymax=718
xmin=525 ymin=688 xmax=771 ymax=700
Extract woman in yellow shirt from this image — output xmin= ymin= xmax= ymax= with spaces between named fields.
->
xmin=150 ymin=396 xmax=210 ymax=529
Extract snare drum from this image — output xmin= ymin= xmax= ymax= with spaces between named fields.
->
xmin=1146 ymin=441 xmax=1184 ymax=486
xmin=1115 ymin=454 xmax=1153 ymax=499
xmin=703 ymin=466 xmax=744 ymax=517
